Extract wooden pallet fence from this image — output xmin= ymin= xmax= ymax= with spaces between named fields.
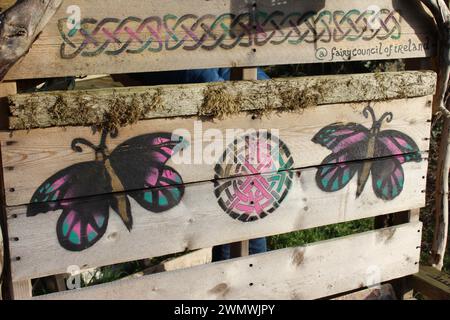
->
xmin=1 ymin=0 xmax=436 ymax=80
xmin=0 ymin=68 xmax=435 ymax=300
xmin=412 ymin=266 xmax=450 ymax=299
xmin=31 ymin=222 xmax=422 ymax=300
xmin=6 ymin=155 xmax=427 ymax=281
xmin=1 ymin=74 xmax=434 ymax=207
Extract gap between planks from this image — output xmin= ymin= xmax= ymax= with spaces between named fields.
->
xmin=32 ymin=222 xmax=423 ymax=300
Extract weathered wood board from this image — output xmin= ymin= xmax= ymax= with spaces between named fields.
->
xmin=1 ymin=96 xmax=432 ymax=206
xmin=2 ymin=0 xmax=436 ymax=80
xmin=32 ymin=222 xmax=422 ymax=300
xmin=8 ymin=71 xmax=437 ymax=130
xmin=0 ymin=0 xmax=15 ymax=11
xmin=124 ymin=248 xmax=213 ymax=278
xmin=412 ymin=266 xmax=450 ymax=300
xmin=6 ymin=156 xmax=427 ymax=281
xmin=332 ymin=284 xmax=397 ymax=300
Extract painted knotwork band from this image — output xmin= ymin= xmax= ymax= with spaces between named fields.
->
xmin=59 ymin=9 xmax=402 ymax=58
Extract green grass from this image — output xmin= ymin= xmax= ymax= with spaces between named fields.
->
xmin=268 ymin=218 xmax=374 ymax=250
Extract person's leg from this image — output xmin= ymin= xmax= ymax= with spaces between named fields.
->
xmin=212 ymin=238 xmax=267 ymax=262
xmin=212 ymin=244 xmax=230 ymax=262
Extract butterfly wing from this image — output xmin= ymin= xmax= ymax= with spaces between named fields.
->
xmin=109 ymin=133 xmax=185 ymax=212
xmin=370 ymin=157 xmax=405 ymax=200
xmin=375 ymin=130 xmax=421 ymax=160
xmin=315 ymin=153 xmax=361 ymax=192
xmin=313 ymin=123 xmax=370 ymax=192
xmin=131 ymin=167 xmax=184 ymax=212
xmin=27 ymin=162 xmax=111 ymax=216
xmin=370 ymin=131 xmax=421 ymax=200
xmin=27 ymin=162 xmax=112 ymax=251
xmin=312 ymin=123 xmax=370 ymax=157
xmin=56 ymin=198 xmax=110 ymax=251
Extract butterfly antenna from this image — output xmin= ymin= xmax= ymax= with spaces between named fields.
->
xmin=71 ymin=138 xmax=97 ymax=153
xmin=362 ymin=105 xmax=377 ymax=124
xmin=98 ymin=129 xmax=109 ymax=150
xmin=378 ymin=112 xmax=393 ymax=124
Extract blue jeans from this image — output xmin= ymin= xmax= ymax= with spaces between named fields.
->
xmin=131 ymin=68 xmax=270 ymax=261
xmin=212 ymin=238 xmax=267 ymax=262
xmin=127 ymin=68 xmax=270 ymax=85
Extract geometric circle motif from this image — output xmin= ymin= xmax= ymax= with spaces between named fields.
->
xmin=214 ymin=131 xmax=294 ymax=222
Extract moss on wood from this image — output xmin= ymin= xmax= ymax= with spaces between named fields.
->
xmin=7 ymin=71 xmax=437 ymax=130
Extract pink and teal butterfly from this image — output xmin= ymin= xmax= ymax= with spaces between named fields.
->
xmin=312 ymin=105 xmax=421 ymax=200
xmin=27 ymin=130 xmax=186 ymax=251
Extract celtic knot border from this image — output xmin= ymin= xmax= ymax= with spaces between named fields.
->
xmin=59 ymin=9 xmax=402 ymax=59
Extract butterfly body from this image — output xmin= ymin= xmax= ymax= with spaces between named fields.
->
xmin=27 ymin=130 xmax=185 ymax=251
xmin=356 ymin=118 xmax=382 ymax=197
xmin=312 ymin=105 xmax=421 ymax=200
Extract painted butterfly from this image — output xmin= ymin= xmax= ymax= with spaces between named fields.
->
xmin=27 ymin=130 xmax=186 ymax=251
xmin=312 ymin=105 xmax=421 ymax=200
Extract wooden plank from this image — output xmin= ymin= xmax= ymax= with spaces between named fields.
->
xmin=1 ymin=96 xmax=433 ymax=206
xmin=12 ymin=280 xmax=32 ymax=300
xmin=332 ymin=284 xmax=397 ymax=300
xmin=0 ymin=220 xmax=2 ymax=300
xmin=6 ymin=156 xmax=427 ymax=281
xmin=411 ymin=266 xmax=450 ymax=299
xmin=0 ymin=0 xmax=15 ymax=12
xmin=7 ymin=71 xmax=436 ymax=130
xmin=2 ymin=0 xmax=436 ymax=80
xmin=125 ymin=248 xmax=212 ymax=277
xmin=0 ymin=82 xmax=16 ymax=300
xmin=0 ymin=82 xmax=16 ymax=130
xmin=33 ymin=222 xmax=422 ymax=300
xmin=162 ymin=248 xmax=212 ymax=271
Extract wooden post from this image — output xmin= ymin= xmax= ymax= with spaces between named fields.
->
xmin=0 ymin=81 xmax=16 ymax=300
xmin=390 ymin=209 xmax=422 ymax=300
xmin=228 ymin=67 xmax=258 ymax=258
xmin=411 ymin=265 xmax=450 ymax=299
xmin=0 ymin=218 xmax=3 ymax=301
xmin=0 ymin=81 xmax=32 ymax=299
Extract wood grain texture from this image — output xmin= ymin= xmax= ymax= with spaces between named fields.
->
xmin=412 ymin=266 xmax=450 ymax=300
xmin=1 ymin=97 xmax=433 ymax=206
xmin=11 ymin=280 xmax=32 ymax=300
xmin=1 ymin=0 xmax=436 ymax=80
xmin=32 ymin=222 xmax=422 ymax=300
xmin=6 ymin=157 xmax=427 ymax=281
xmin=0 ymin=81 xmax=17 ymax=130
xmin=0 ymin=0 xmax=62 ymax=81
xmin=0 ymin=81 xmax=16 ymax=300
xmin=332 ymin=284 xmax=397 ymax=300
xmin=0 ymin=83 xmax=12 ymax=291
xmin=0 ymin=0 xmax=15 ymax=12
xmin=7 ymin=71 xmax=437 ymax=129
xmin=124 ymin=248 xmax=213 ymax=278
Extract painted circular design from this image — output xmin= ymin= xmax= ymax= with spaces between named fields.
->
xmin=214 ymin=131 xmax=294 ymax=222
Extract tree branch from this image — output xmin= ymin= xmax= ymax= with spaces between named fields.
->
xmin=418 ymin=0 xmax=450 ymax=270
xmin=0 ymin=0 xmax=62 ymax=81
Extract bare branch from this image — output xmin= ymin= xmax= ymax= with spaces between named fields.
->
xmin=419 ymin=0 xmax=450 ymax=270
xmin=0 ymin=0 xmax=62 ymax=81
